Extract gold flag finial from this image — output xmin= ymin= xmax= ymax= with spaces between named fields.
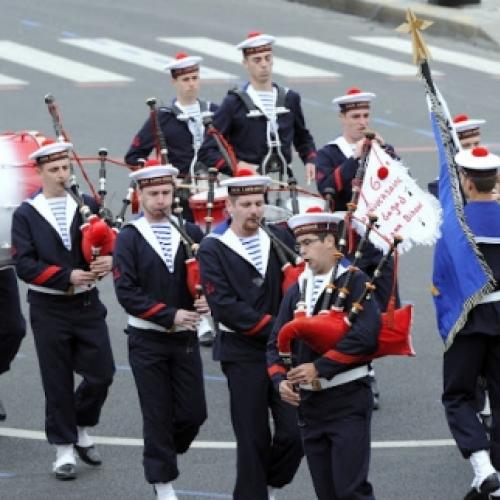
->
xmin=396 ymin=8 xmax=433 ymax=65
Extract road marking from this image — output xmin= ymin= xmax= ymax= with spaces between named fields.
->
xmin=0 ymin=427 xmax=455 ymax=448
xmin=60 ymin=38 xmax=237 ymax=82
xmin=352 ymin=36 xmax=500 ymax=76
xmin=0 ymin=41 xmax=132 ymax=84
xmin=276 ymin=36 xmax=422 ymax=77
xmin=0 ymin=74 xmax=27 ymax=89
xmin=158 ymin=37 xmax=340 ymax=80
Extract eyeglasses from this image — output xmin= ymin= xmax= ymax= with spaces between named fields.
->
xmin=295 ymin=238 xmax=321 ymax=251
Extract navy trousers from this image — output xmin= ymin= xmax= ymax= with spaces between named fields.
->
xmin=29 ymin=289 xmax=115 ymax=444
xmin=0 ymin=268 xmax=26 ymax=374
xmin=128 ymin=328 xmax=207 ymax=484
xmin=443 ymin=334 xmax=500 ymax=465
xmin=300 ymin=378 xmax=375 ymax=500
xmin=221 ymin=360 xmax=303 ymax=500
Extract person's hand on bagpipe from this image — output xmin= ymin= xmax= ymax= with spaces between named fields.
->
xmin=173 ymin=309 xmax=200 ymax=332
xmin=287 ymin=363 xmax=319 ymax=386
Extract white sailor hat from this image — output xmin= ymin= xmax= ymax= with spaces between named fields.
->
xmin=164 ymin=52 xmax=203 ymax=76
xmin=29 ymin=139 xmax=73 ymax=164
xmin=332 ymin=87 xmax=376 ymax=112
xmin=288 ymin=207 xmax=344 ymax=237
xmin=220 ymin=167 xmax=272 ymax=196
xmin=455 ymin=146 xmax=499 ymax=174
xmin=236 ymin=32 xmax=275 ymax=55
xmin=453 ymin=114 xmax=485 ymax=140
xmin=130 ymin=159 xmax=179 ymax=188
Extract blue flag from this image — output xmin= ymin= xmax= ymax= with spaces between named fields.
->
xmin=429 ymin=106 xmax=495 ymax=349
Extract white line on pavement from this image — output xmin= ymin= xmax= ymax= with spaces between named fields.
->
xmin=158 ymin=37 xmax=340 ymax=79
xmin=0 ymin=427 xmax=455 ymax=449
xmin=0 ymin=41 xmax=132 ymax=84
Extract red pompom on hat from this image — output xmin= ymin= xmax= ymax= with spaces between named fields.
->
xmin=145 ymin=159 xmax=161 ymax=167
xmin=235 ymin=167 xmax=257 ymax=177
xmin=455 ymin=146 xmax=500 ymax=172
xmin=347 ymin=87 xmax=362 ymax=95
xmin=175 ymin=52 xmax=189 ymax=60
xmin=306 ymin=206 xmax=324 ymax=214
xmin=472 ymin=146 xmax=489 ymax=157
xmin=453 ymin=114 xmax=469 ymax=123
xmin=41 ymin=138 xmax=56 ymax=146
xmin=247 ymin=31 xmax=262 ymax=38
xmin=236 ymin=32 xmax=275 ymax=52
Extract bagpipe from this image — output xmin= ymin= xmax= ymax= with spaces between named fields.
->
xmin=43 ymin=94 xmax=139 ymax=263
xmin=276 ymin=132 xmax=415 ymax=365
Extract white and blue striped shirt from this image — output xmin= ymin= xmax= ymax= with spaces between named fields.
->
xmin=309 ymin=276 xmax=324 ymax=315
xmin=47 ymin=197 xmax=71 ymax=250
xmin=151 ymin=222 xmax=174 ymax=272
xmin=177 ymin=101 xmax=204 ymax=150
xmin=240 ymin=235 xmax=263 ymax=275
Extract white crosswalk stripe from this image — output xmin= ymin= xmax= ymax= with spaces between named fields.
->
xmin=60 ymin=37 xmax=237 ymax=81
xmin=0 ymin=40 xmax=132 ymax=84
xmin=0 ymin=73 xmax=27 ymax=88
xmin=276 ymin=36 xmax=422 ymax=77
xmin=158 ymin=36 xmax=340 ymax=79
xmin=352 ymin=36 xmax=500 ymax=76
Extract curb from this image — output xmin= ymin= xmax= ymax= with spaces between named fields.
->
xmin=286 ymin=0 xmax=498 ymax=48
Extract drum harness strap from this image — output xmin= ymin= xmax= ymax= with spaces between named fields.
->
xmin=168 ymin=100 xmax=213 ymax=180
xmin=229 ymin=85 xmax=291 ymax=177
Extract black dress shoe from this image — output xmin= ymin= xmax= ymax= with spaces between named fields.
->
xmin=463 ymin=473 xmax=500 ymax=500
xmin=0 ymin=399 xmax=6 ymax=421
xmin=74 ymin=444 xmax=102 ymax=466
xmin=54 ymin=463 xmax=77 ymax=481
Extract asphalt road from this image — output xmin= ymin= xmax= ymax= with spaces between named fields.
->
xmin=2 ymin=0 xmax=500 ymax=498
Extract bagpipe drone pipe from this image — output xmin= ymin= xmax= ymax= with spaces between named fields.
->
xmin=43 ymin=94 xmax=142 ymax=263
xmin=276 ymin=215 xmax=415 ymax=366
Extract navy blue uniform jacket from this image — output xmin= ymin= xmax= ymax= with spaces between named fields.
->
xmin=458 ymin=201 xmax=500 ymax=337
xmin=267 ymin=266 xmax=381 ymax=390
xmin=198 ymin=222 xmax=295 ymax=362
xmin=12 ymin=191 xmax=98 ymax=303
xmin=113 ymin=216 xmax=204 ymax=330
xmin=124 ymin=101 xmax=220 ymax=176
xmin=198 ymin=83 xmax=316 ymax=171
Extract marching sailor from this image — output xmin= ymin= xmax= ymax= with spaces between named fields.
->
xmin=125 ymin=52 xmax=220 ymax=179
xmin=198 ymin=32 xmax=316 ymax=183
xmin=198 ymin=169 xmax=303 ymax=500
xmin=267 ymin=208 xmax=380 ymax=500
xmin=315 ymin=87 xmax=400 ymax=408
xmin=428 ymin=113 xmax=486 ymax=197
xmin=11 ymin=140 xmax=115 ymax=480
xmin=440 ymin=147 xmax=500 ymax=499
xmin=113 ymin=162 xmax=208 ymax=500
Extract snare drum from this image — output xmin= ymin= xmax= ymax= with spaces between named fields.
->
xmin=0 ymin=131 xmax=45 ymax=267
xmin=188 ymin=186 xmax=228 ymax=232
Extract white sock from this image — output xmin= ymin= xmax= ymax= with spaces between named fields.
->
xmin=53 ymin=444 xmax=76 ymax=470
xmin=77 ymin=426 xmax=94 ymax=448
xmin=268 ymin=486 xmax=276 ymax=500
xmin=470 ymin=450 xmax=496 ymax=489
xmin=154 ymin=482 xmax=178 ymax=500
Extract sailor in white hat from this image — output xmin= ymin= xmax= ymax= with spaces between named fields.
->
xmin=12 ymin=138 xmax=115 ymax=481
xmin=453 ymin=114 xmax=486 ymax=150
xmin=442 ymin=146 xmax=500 ymax=499
xmin=316 ymin=87 xmax=402 ymax=408
xmin=198 ymin=31 xmax=317 ymax=183
xmin=125 ymin=52 xmax=221 ymax=186
xmin=198 ymin=167 xmax=303 ymax=500
xmin=268 ymin=205 xmax=380 ymax=500
xmin=114 ymin=159 xmax=209 ymax=500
